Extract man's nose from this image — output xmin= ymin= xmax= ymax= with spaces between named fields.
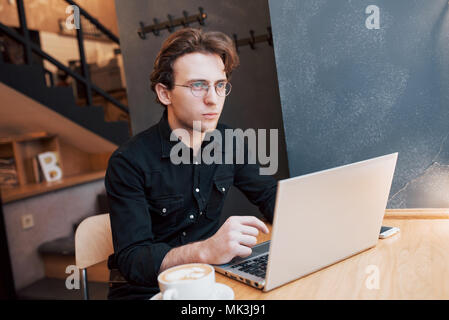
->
xmin=203 ymin=86 xmax=218 ymax=105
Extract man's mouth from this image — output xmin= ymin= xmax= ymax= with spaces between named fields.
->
xmin=202 ymin=113 xmax=218 ymax=119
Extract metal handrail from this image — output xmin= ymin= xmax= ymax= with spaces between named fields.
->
xmin=64 ymin=0 xmax=120 ymax=44
xmin=0 ymin=22 xmax=129 ymax=114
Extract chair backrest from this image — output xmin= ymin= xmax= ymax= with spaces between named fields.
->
xmin=75 ymin=213 xmax=114 ymax=269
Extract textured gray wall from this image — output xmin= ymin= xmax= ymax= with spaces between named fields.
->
xmin=114 ymin=0 xmax=289 ymax=220
xmin=269 ymin=0 xmax=449 ymax=208
xmin=3 ymin=180 xmax=105 ymax=290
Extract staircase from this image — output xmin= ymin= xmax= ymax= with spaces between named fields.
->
xmin=0 ymin=62 xmax=130 ymax=146
xmin=0 ymin=0 xmax=130 ymax=147
xmin=0 ymin=0 xmax=127 ymax=299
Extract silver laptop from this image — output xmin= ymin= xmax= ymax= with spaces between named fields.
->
xmin=214 ymin=152 xmax=398 ymax=291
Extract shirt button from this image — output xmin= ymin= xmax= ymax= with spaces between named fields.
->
xmin=199 ymin=211 xmax=203 ymax=215
xmin=182 ymin=232 xmax=187 ymax=237
xmin=162 ymin=208 xmax=167 ymax=213
xmin=222 ymin=187 xmax=226 ymax=192
xmin=189 ymin=214 xmax=194 ymax=219
xmin=195 ymin=188 xmax=200 ymax=192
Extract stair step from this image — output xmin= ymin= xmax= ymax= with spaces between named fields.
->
xmin=0 ymin=63 xmax=47 ymax=93
xmin=42 ymin=86 xmax=77 ymax=107
xmin=94 ymin=120 xmax=130 ymax=145
xmin=0 ymin=62 xmax=130 ymax=146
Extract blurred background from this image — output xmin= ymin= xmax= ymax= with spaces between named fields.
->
xmin=1 ymin=0 xmax=449 ymax=300
xmin=0 ymin=0 xmax=288 ymax=299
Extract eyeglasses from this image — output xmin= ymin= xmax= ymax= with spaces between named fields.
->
xmin=174 ymin=80 xmax=232 ymax=97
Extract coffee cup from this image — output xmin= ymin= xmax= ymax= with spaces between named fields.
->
xmin=157 ymin=263 xmax=215 ymax=300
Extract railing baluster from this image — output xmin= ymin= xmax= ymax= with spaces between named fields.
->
xmin=75 ymin=19 xmax=93 ymax=107
xmin=16 ymin=0 xmax=32 ymax=65
xmin=0 ymin=1 xmax=129 ymax=116
xmin=65 ymin=0 xmax=119 ymax=44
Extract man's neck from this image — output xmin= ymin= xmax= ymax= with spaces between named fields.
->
xmin=167 ymin=110 xmax=205 ymax=156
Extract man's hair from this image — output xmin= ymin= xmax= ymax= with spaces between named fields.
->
xmin=150 ymin=28 xmax=240 ymax=106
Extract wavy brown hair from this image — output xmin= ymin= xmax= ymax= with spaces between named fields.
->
xmin=150 ymin=28 xmax=239 ymax=106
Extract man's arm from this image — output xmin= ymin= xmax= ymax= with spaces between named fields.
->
xmin=159 ymin=216 xmax=269 ymax=273
xmin=160 ymin=138 xmax=278 ymax=272
xmin=107 ymin=150 xmax=269 ymax=282
xmin=105 ymin=152 xmax=172 ymax=287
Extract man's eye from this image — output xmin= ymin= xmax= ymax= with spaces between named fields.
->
xmin=216 ymin=82 xmax=226 ymax=89
xmin=192 ymin=82 xmax=207 ymax=89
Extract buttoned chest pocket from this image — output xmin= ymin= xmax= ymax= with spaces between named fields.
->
xmin=205 ymin=176 xmax=233 ymax=221
xmin=148 ymin=194 xmax=184 ymax=235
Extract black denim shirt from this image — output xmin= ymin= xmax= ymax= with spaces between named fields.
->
xmin=105 ymin=109 xmax=277 ymax=299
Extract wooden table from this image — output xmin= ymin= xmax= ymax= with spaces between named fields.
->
xmin=215 ymin=209 xmax=449 ymax=299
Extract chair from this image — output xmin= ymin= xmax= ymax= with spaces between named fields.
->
xmin=75 ymin=213 xmax=114 ymax=300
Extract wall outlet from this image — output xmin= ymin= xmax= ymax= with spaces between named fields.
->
xmin=21 ymin=214 xmax=34 ymax=230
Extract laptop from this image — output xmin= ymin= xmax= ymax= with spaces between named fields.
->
xmin=214 ymin=152 xmax=398 ymax=291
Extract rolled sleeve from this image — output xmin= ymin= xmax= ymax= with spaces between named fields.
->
xmin=105 ymin=151 xmax=172 ymax=287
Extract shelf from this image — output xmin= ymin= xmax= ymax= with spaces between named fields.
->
xmin=0 ymin=131 xmax=53 ymax=143
xmin=0 ymin=170 xmax=105 ymax=204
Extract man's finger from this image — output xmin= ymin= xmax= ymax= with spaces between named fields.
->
xmin=235 ymin=244 xmax=252 ymax=258
xmin=239 ymin=225 xmax=259 ymax=237
xmin=238 ymin=216 xmax=269 ymax=234
xmin=238 ymin=234 xmax=258 ymax=247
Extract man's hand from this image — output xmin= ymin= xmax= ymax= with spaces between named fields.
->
xmin=200 ymin=216 xmax=269 ymax=265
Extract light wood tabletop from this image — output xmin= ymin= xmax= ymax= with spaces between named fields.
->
xmin=215 ymin=209 xmax=449 ymax=299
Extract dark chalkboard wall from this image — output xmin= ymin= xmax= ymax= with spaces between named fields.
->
xmin=269 ymin=0 xmax=449 ymax=208
xmin=114 ymin=0 xmax=289 ymax=222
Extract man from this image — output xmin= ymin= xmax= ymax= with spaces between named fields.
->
xmin=105 ymin=28 xmax=277 ymax=299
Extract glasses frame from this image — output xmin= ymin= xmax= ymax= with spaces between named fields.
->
xmin=174 ymin=81 xmax=232 ymax=97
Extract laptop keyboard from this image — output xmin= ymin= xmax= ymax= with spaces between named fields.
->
xmin=230 ymin=254 xmax=268 ymax=278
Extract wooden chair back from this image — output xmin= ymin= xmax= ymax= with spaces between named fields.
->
xmin=75 ymin=213 xmax=113 ymax=269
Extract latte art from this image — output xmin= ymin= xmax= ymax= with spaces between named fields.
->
xmin=160 ymin=264 xmax=212 ymax=283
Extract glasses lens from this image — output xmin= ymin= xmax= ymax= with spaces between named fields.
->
xmin=191 ymin=89 xmax=205 ymax=97
xmin=215 ymin=82 xmax=232 ymax=96
xmin=191 ymin=82 xmax=208 ymax=97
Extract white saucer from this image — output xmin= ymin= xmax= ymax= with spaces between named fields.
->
xmin=150 ymin=282 xmax=234 ymax=300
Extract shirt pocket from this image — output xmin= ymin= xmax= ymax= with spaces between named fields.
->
xmin=205 ymin=176 xmax=233 ymax=221
xmin=148 ymin=194 xmax=184 ymax=235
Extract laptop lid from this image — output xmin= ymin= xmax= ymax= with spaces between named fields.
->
xmin=264 ymin=152 xmax=398 ymax=291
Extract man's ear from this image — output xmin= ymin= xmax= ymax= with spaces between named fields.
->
xmin=155 ymin=83 xmax=171 ymax=105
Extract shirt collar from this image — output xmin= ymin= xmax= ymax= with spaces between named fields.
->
xmin=157 ymin=109 xmax=224 ymax=159
xmin=157 ymin=109 xmax=176 ymax=158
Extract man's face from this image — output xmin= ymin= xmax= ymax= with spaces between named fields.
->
xmin=167 ymin=52 xmax=227 ymax=133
